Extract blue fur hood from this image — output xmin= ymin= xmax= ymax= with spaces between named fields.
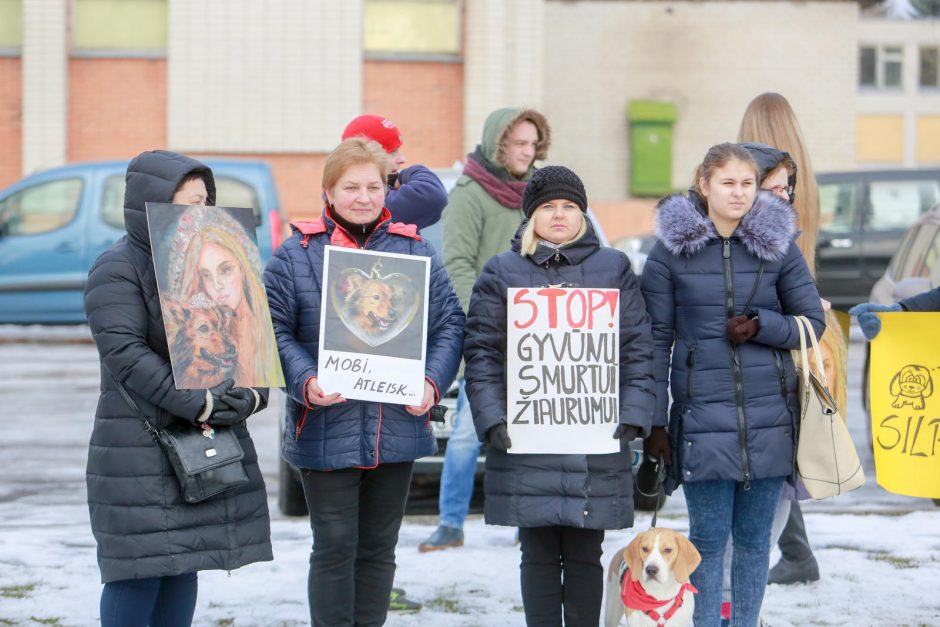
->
xmin=655 ymin=192 xmax=796 ymax=262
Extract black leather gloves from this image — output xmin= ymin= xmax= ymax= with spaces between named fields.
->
xmin=200 ymin=379 xmax=262 ymax=427
xmin=486 ymin=423 xmax=513 ymax=453
xmin=726 ymin=314 xmax=759 ymax=344
xmin=643 ymin=426 xmax=672 ymax=465
xmin=613 ymin=423 xmax=640 ymax=443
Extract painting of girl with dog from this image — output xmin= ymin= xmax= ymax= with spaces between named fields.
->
xmin=148 ymin=203 xmax=284 ymax=389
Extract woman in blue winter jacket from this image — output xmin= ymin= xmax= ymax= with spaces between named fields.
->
xmin=464 ymin=166 xmax=655 ymax=626
xmin=263 ymin=138 xmax=464 ymax=627
xmin=640 ymin=143 xmax=825 ymax=627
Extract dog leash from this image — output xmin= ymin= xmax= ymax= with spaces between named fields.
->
xmin=635 ymin=452 xmax=666 ymax=529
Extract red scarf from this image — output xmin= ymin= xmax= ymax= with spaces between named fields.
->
xmin=462 ymin=155 xmax=528 ymax=209
xmin=621 ymin=574 xmax=698 ymax=623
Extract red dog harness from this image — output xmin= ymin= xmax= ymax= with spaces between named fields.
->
xmin=621 ymin=573 xmax=698 ymax=624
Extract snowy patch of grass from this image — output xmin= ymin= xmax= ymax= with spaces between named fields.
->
xmin=425 ymin=596 xmax=470 ymax=614
xmin=29 ymin=618 xmax=63 ymax=627
xmin=0 ymin=619 xmax=15 ymax=626
xmin=868 ymin=553 xmax=918 ymax=569
xmin=0 ymin=584 xmax=35 ymax=599
xmin=216 ymin=619 xmax=235 ymax=627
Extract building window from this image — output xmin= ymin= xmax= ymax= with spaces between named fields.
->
xmin=72 ymin=0 xmax=167 ymax=56
xmin=920 ymin=46 xmax=939 ymax=88
xmin=364 ymin=0 xmax=460 ymax=60
xmin=0 ymin=0 xmax=22 ymax=53
xmin=859 ymin=45 xmax=904 ymax=89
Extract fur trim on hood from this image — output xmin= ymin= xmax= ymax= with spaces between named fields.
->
xmin=655 ymin=192 xmax=796 ymax=262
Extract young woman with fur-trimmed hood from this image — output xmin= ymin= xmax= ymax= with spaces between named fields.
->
xmin=639 ymin=142 xmax=824 ymax=627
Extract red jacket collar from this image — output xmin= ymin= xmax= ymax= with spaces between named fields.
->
xmin=290 ymin=207 xmax=420 ymax=248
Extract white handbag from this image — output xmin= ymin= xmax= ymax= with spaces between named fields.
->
xmin=793 ymin=315 xmax=866 ymax=499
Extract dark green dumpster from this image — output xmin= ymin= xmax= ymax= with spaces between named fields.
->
xmin=627 ymin=100 xmax=678 ymax=197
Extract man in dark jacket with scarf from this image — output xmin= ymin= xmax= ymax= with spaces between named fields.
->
xmin=84 ymin=150 xmax=272 ymax=626
xmin=420 ymin=107 xmax=552 ymax=552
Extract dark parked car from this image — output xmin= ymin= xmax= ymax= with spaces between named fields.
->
xmin=816 ymin=168 xmax=940 ymax=308
xmin=0 ymin=158 xmax=287 ymax=324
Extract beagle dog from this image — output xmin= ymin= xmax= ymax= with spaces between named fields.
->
xmin=603 ymin=528 xmax=702 ymax=627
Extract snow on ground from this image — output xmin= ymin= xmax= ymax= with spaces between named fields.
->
xmin=1 ymin=502 xmax=938 ymax=626
xmin=1 ymin=331 xmax=938 ymax=626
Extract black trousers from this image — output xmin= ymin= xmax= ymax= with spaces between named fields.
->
xmin=518 ymin=525 xmax=605 ymax=627
xmin=778 ymin=499 xmax=814 ymax=562
xmin=300 ymin=461 xmax=414 ymax=627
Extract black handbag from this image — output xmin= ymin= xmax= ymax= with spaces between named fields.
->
xmin=111 ymin=374 xmax=249 ymax=504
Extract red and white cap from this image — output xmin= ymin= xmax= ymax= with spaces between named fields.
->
xmin=341 ymin=114 xmax=403 ymax=153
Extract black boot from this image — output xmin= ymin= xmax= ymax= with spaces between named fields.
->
xmin=768 ymin=501 xmax=819 ymax=584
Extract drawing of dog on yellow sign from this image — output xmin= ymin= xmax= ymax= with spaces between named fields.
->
xmin=889 ymin=364 xmax=934 ymax=410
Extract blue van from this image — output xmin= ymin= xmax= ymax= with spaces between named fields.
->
xmin=0 ymin=158 xmax=286 ymax=324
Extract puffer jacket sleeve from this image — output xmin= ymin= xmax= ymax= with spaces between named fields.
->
xmin=84 ymin=253 xmax=205 ymax=421
xmin=900 ymin=286 xmax=940 ymax=312
xmin=639 ymin=243 xmax=676 ymax=428
xmin=385 ymin=165 xmax=447 ymax=230
xmin=263 ymin=242 xmax=316 ymax=405
xmin=422 ymin=246 xmax=465 ymax=401
xmin=617 ymin=256 xmax=656 ymax=436
xmin=464 ymin=255 xmax=509 ymax=440
xmin=443 ymin=183 xmax=484 ymax=313
xmin=751 ymin=244 xmax=826 ymax=348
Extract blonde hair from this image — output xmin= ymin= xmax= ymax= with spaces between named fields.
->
xmin=738 ymin=93 xmax=819 ymax=274
xmin=519 ymin=213 xmax=588 ymax=257
xmin=322 ymin=138 xmax=389 ymax=195
xmin=817 ymin=310 xmax=849 ymax=416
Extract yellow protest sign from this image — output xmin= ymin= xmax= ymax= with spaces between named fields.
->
xmin=870 ymin=312 xmax=940 ymax=499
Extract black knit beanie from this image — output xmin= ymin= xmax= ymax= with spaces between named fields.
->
xmin=522 ymin=166 xmax=588 ymax=219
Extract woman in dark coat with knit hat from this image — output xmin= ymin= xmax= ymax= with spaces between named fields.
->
xmin=84 ymin=150 xmax=272 ymax=626
xmin=640 ymin=143 xmax=824 ymax=627
xmin=464 ymin=165 xmax=655 ymax=626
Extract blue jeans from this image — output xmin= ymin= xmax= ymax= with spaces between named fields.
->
xmin=683 ymin=477 xmax=785 ymax=627
xmin=100 ymin=572 xmax=197 ymax=627
xmin=438 ymin=379 xmax=480 ymax=529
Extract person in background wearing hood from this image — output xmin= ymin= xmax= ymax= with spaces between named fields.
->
xmin=420 ymin=106 xmax=552 ymax=553
xmin=84 ymin=150 xmax=272 ymax=626
xmin=641 ymin=143 xmax=825 ymax=627
xmin=464 ymin=166 xmax=654 ymax=626
xmin=263 ymin=138 xmax=464 ymax=627
xmin=342 ymin=114 xmax=447 ymax=232
xmin=739 ymin=93 xmax=833 ymax=593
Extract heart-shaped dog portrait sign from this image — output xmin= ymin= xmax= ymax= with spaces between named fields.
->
xmin=329 ymin=261 xmax=420 ymax=347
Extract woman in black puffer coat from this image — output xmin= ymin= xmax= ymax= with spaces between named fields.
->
xmin=464 ymin=166 xmax=655 ymax=627
xmin=84 ymin=151 xmax=272 ymax=626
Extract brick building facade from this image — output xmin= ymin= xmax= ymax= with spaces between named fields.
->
xmin=1 ymin=0 xmax=937 ymax=236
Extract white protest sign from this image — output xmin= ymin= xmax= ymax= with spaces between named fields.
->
xmin=317 ymin=246 xmax=429 ymax=405
xmin=506 ymin=287 xmax=620 ymax=455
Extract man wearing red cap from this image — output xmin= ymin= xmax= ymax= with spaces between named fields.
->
xmin=342 ymin=114 xmax=447 ymax=231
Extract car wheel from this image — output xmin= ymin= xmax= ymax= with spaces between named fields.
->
xmin=278 ymin=457 xmax=308 ymax=517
